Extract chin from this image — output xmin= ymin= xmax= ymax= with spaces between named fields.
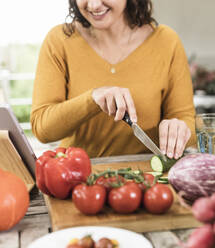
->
xmin=92 ymin=24 xmax=112 ymax=30
xmin=89 ymin=20 xmax=114 ymax=30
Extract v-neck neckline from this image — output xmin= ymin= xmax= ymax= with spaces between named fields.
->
xmin=73 ymin=24 xmax=160 ymax=73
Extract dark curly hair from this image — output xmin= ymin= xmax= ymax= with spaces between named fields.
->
xmin=63 ymin=0 xmax=156 ymax=36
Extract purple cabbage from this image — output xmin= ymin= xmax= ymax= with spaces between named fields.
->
xmin=168 ymin=153 xmax=215 ymax=202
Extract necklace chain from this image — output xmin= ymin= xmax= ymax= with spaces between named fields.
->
xmin=92 ymin=28 xmax=135 ymax=72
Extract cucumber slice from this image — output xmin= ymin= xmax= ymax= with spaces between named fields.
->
xmin=150 ymin=155 xmax=177 ymax=173
xmin=158 ymin=179 xmax=169 ymax=184
xmin=146 ymin=171 xmax=163 ymax=177
xmin=158 ymin=177 xmax=169 ymax=184
xmin=158 ymin=176 xmax=168 ymax=181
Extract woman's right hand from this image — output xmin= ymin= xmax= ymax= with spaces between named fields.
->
xmin=92 ymin=86 xmax=137 ymax=122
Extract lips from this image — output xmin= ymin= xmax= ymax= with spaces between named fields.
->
xmin=89 ymin=8 xmax=110 ymax=20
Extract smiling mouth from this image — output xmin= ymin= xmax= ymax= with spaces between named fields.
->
xmin=90 ymin=9 xmax=110 ymax=17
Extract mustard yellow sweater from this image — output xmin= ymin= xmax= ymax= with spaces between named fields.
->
xmin=31 ymin=24 xmax=196 ymax=158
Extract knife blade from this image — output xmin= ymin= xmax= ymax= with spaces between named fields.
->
xmin=122 ymin=112 xmax=167 ymax=161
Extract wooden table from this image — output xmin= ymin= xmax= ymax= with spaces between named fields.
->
xmin=0 ymin=154 xmax=195 ymax=248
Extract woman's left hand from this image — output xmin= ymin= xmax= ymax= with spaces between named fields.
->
xmin=159 ymin=118 xmax=191 ymax=159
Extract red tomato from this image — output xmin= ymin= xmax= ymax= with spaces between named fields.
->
xmin=0 ymin=168 xmax=29 ymax=231
xmin=78 ymin=235 xmax=95 ymax=248
xmin=72 ymin=184 xmax=106 ymax=215
xmin=95 ymin=238 xmax=114 ymax=248
xmin=144 ymin=173 xmax=155 ymax=185
xmin=138 ymin=173 xmax=155 ymax=191
xmin=95 ymin=175 xmax=126 ymax=192
xmin=143 ymin=184 xmax=174 ymax=214
xmin=108 ymin=181 xmax=142 ymax=214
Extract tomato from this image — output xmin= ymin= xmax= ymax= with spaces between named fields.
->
xmin=95 ymin=175 xmax=126 ymax=192
xmin=95 ymin=238 xmax=114 ymax=248
xmin=144 ymin=173 xmax=155 ymax=185
xmin=78 ymin=235 xmax=94 ymax=248
xmin=108 ymin=181 xmax=142 ymax=214
xmin=0 ymin=168 xmax=29 ymax=231
xmin=143 ymin=183 xmax=174 ymax=214
xmin=72 ymin=184 xmax=106 ymax=215
xmin=138 ymin=173 xmax=155 ymax=191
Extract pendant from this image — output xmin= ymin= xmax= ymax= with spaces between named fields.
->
xmin=111 ymin=68 xmax=116 ymax=74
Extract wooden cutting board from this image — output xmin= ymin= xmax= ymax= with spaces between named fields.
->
xmin=44 ymin=160 xmax=201 ymax=232
xmin=0 ymin=130 xmax=35 ymax=192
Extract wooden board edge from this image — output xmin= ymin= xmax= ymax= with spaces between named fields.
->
xmin=0 ymin=130 xmax=35 ymax=192
xmin=43 ymin=194 xmax=56 ymax=230
xmin=43 ymin=161 xmax=201 ymax=233
xmin=26 ymin=183 xmax=35 ymax=192
xmin=52 ymin=214 xmax=202 ymax=232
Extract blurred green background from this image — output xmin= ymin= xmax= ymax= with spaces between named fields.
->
xmin=0 ymin=44 xmax=40 ymax=135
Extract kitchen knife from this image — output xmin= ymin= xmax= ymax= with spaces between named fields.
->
xmin=122 ymin=112 xmax=167 ymax=161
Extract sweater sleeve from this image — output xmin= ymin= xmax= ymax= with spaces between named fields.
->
xmin=161 ymin=35 xmax=196 ymax=147
xmin=30 ymin=26 xmax=101 ymax=143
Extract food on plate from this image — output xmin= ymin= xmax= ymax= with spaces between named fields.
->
xmin=35 ymin=147 xmax=91 ymax=199
xmin=77 ymin=235 xmax=94 ymax=248
xmin=0 ymin=168 xmax=29 ymax=231
xmin=168 ymin=153 xmax=215 ymax=201
xmin=94 ymin=238 xmax=116 ymax=248
xmin=143 ymin=184 xmax=174 ymax=214
xmin=66 ymin=235 xmax=119 ymax=248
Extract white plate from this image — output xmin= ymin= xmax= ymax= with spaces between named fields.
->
xmin=28 ymin=226 xmax=152 ymax=248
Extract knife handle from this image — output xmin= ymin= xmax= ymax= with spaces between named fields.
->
xmin=122 ymin=112 xmax=133 ymax=126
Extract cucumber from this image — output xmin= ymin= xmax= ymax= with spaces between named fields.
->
xmin=158 ymin=179 xmax=169 ymax=184
xmin=158 ymin=176 xmax=169 ymax=184
xmin=158 ymin=176 xmax=168 ymax=181
xmin=146 ymin=171 xmax=163 ymax=177
xmin=150 ymin=155 xmax=178 ymax=173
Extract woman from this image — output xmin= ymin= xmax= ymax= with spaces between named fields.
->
xmin=31 ymin=0 xmax=196 ymax=159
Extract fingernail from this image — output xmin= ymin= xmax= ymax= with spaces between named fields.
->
xmin=174 ymin=153 xmax=179 ymax=159
xmin=167 ymin=152 xmax=173 ymax=158
xmin=161 ymin=150 xmax=166 ymax=155
xmin=132 ymin=117 xmax=137 ymax=123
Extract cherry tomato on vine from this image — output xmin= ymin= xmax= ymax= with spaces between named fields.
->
xmin=108 ymin=181 xmax=142 ymax=214
xmin=144 ymin=173 xmax=155 ymax=185
xmin=72 ymin=184 xmax=106 ymax=215
xmin=138 ymin=173 xmax=156 ymax=191
xmin=95 ymin=175 xmax=126 ymax=192
xmin=143 ymin=184 xmax=174 ymax=214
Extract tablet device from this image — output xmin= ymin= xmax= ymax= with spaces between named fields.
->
xmin=0 ymin=104 xmax=36 ymax=178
